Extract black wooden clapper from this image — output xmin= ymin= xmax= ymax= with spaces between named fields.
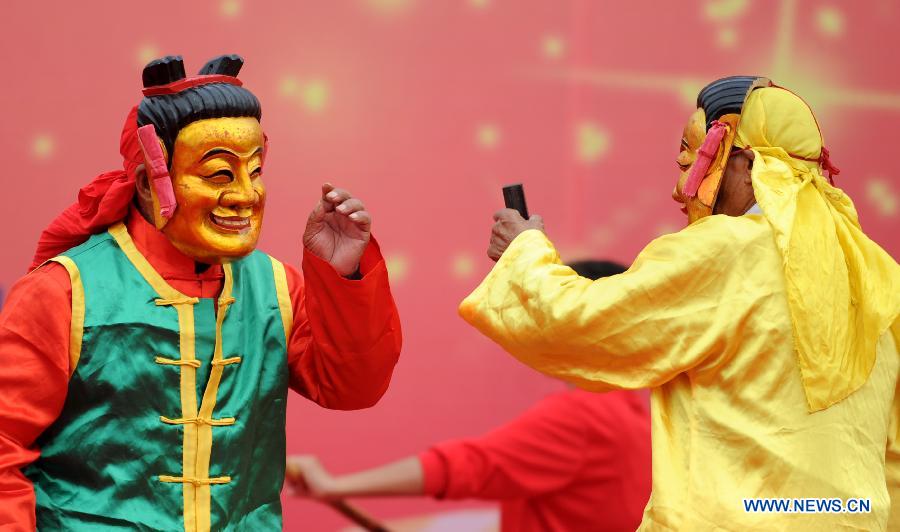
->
xmin=502 ymin=183 xmax=529 ymax=219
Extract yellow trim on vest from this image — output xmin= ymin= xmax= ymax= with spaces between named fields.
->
xmin=212 ymin=356 xmax=242 ymax=366
xmin=108 ymin=223 xmax=190 ymax=302
xmin=108 ymin=222 xmax=211 ymax=532
xmin=156 ymin=356 xmax=202 ymax=368
xmin=49 ymin=256 xmax=85 ymax=377
xmin=156 ymin=296 xmax=200 ymax=306
xmin=160 ymin=416 xmax=236 ymax=426
xmin=158 ymin=475 xmax=232 ymax=486
xmin=271 ymin=257 xmax=293 ymax=347
xmin=194 ymin=262 xmax=235 ymax=532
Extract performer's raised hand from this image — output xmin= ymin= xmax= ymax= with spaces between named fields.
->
xmin=286 ymin=455 xmax=336 ymax=500
xmin=488 ymin=208 xmax=544 ymax=262
xmin=303 ymin=183 xmax=372 ymax=276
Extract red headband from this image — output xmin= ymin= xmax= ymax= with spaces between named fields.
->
xmin=142 ymin=74 xmax=242 ymax=97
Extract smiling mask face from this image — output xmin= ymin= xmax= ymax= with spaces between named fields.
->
xmin=154 ymin=116 xmax=266 ymax=263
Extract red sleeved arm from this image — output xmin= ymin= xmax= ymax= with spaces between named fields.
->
xmin=0 ymin=265 xmax=71 ymax=530
xmin=418 ymin=392 xmax=588 ymax=500
xmin=284 ymin=237 xmax=402 ymax=410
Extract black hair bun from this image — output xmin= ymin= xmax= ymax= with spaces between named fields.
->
xmin=142 ymin=56 xmax=186 ymax=88
xmin=697 ymin=75 xmax=761 ymax=130
xmin=198 ymin=54 xmax=244 ymax=77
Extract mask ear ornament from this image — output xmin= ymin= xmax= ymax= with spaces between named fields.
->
xmin=136 ymin=124 xmax=177 ymax=226
xmin=682 ymin=120 xmax=728 ymax=198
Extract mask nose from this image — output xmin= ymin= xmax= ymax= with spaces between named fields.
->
xmin=220 ymin=173 xmax=259 ymax=214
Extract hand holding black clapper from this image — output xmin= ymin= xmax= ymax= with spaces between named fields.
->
xmin=503 ymin=183 xmax=529 ymax=219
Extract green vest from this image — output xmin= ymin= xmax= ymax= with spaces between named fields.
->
xmin=25 ymin=222 xmax=294 ymax=531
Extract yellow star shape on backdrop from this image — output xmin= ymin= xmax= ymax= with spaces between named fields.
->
xmin=364 ymin=0 xmax=414 ymax=16
xmin=280 ymin=76 xmax=330 ymax=114
xmin=452 ymin=253 xmax=476 ymax=279
xmin=576 ymin=122 xmax=610 ymax=164
xmin=220 ymin=0 xmax=241 ymax=19
xmin=815 ymin=6 xmax=845 ymax=37
xmin=136 ymin=44 xmax=160 ymax=68
xmin=541 ymin=35 xmax=566 ymax=61
xmin=32 ymin=134 xmax=55 ymax=160
xmin=866 ymin=179 xmax=898 ymax=217
xmin=385 ymin=254 xmax=410 ymax=282
xmin=476 ymin=123 xmax=502 ymax=150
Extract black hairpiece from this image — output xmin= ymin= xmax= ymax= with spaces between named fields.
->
xmin=697 ymin=76 xmax=762 ymax=130
xmin=142 ymin=55 xmax=186 ymax=88
xmin=198 ymin=54 xmax=244 ymax=77
xmin=137 ymin=54 xmax=261 ymax=165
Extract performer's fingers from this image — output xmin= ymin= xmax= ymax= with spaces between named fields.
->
xmin=493 ymin=208 xmax=522 ymax=222
xmin=491 ymin=225 xmax=511 ymax=244
xmin=336 ymin=198 xmax=365 ymax=215
xmin=348 ymin=210 xmax=372 ymax=231
xmin=307 ymin=198 xmax=327 ymax=221
xmin=325 ymin=187 xmax=353 ymax=206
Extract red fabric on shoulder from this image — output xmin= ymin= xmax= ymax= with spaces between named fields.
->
xmin=0 ymin=263 xmax=72 ymax=529
xmin=29 ymin=106 xmax=143 ymax=271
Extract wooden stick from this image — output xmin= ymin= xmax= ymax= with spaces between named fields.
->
xmin=326 ymin=499 xmax=391 ymax=532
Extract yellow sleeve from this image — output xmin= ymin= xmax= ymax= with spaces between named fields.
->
xmin=458 ymin=215 xmax=776 ymax=390
xmin=886 ymin=324 xmax=900 ymax=530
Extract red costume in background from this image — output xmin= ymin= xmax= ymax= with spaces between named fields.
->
xmin=420 ymin=389 xmax=651 ymax=532
xmin=0 ymin=210 xmax=401 ymax=529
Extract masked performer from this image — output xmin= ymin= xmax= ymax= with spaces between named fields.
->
xmin=459 ymin=77 xmax=900 ymax=530
xmin=0 ymin=54 xmax=401 ymax=531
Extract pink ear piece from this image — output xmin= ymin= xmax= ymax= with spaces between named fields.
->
xmin=683 ymin=120 xmax=727 ymax=198
xmin=136 ymin=124 xmax=177 ymax=219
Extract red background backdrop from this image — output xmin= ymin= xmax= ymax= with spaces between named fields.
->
xmin=3 ymin=1 xmax=899 ymax=530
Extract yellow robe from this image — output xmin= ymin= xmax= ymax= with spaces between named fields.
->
xmin=460 ymin=218 xmax=900 ymax=531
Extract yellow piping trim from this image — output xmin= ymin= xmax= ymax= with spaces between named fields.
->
xmin=212 ymin=357 xmax=242 ymax=367
xmin=160 ymin=416 xmax=236 ymax=426
xmin=194 ymin=263 xmax=235 ymax=532
xmin=271 ymin=257 xmax=293 ymax=347
xmin=108 ymin=223 xmax=201 ymax=531
xmin=108 ymin=223 xmax=191 ymax=303
xmin=49 ymin=256 xmax=85 ymax=377
xmin=159 ymin=476 xmax=231 ymax=486
xmin=156 ymin=357 xmax=202 ymax=368
xmin=157 ymin=296 xmax=200 ymax=306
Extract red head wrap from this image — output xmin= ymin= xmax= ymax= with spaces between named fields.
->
xmin=29 ymin=106 xmax=143 ymax=271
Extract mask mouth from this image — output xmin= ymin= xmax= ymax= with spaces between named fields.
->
xmin=209 ymin=213 xmax=251 ymax=233
xmin=672 ymin=186 xmax=689 ymax=215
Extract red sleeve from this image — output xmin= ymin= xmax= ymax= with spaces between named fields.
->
xmin=0 ymin=264 xmax=71 ymax=530
xmin=284 ymin=236 xmax=402 ymax=410
xmin=418 ymin=391 xmax=589 ymax=500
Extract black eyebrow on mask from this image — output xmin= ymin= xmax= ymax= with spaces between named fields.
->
xmin=200 ymin=148 xmax=238 ymax=161
xmin=200 ymin=147 xmax=263 ymax=161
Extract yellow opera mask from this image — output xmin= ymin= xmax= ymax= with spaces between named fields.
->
xmin=149 ymin=116 xmax=266 ymax=264
xmin=672 ymin=109 xmax=740 ymax=224
xmin=672 ymin=76 xmax=771 ymax=224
